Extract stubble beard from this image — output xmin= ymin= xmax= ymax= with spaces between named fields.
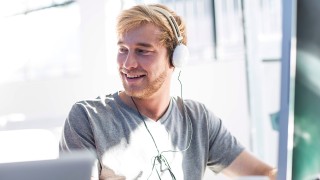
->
xmin=121 ymin=70 xmax=167 ymax=99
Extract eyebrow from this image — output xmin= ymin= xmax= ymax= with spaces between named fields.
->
xmin=117 ymin=41 xmax=154 ymax=48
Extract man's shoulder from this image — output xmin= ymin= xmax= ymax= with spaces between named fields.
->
xmin=171 ymin=96 xmax=210 ymax=115
xmin=74 ymin=93 xmax=117 ymax=108
xmin=173 ymin=97 xmax=206 ymax=109
xmin=172 ymin=97 xmax=219 ymax=119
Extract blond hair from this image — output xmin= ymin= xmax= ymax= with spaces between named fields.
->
xmin=116 ymin=4 xmax=187 ymax=61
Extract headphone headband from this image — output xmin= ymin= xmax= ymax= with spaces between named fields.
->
xmin=151 ymin=6 xmax=189 ymax=68
xmin=152 ymin=6 xmax=183 ymax=44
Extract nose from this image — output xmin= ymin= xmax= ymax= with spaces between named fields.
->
xmin=122 ymin=51 xmax=138 ymax=70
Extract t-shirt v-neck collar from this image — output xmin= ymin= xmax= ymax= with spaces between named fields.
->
xmin=113 ymin=92 xmax=173 ymax=124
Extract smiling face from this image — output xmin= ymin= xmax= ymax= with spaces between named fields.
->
xmin=117 ymin=23 xmax=174 ymax=99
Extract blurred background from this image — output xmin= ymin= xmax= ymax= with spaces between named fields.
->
xmin=0 ymin=0 xmax=282 ymax=179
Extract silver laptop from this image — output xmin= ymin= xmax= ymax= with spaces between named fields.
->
xmin=0 ymin=150 xmax=95 ymax=180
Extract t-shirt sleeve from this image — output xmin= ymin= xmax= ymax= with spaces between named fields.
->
xmin=206 ymin=108 xmax=245 ymax=173
xmin=59 ymin=103 xmax=100 ymax=178
xmin=59 ymin=103 xmax=96 ymax=151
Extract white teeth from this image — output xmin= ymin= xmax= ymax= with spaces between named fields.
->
xmin=126 ymin=74 xmax=143 ymax=78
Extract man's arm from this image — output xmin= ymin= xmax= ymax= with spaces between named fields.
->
xmin=222 ymin=150 xmax=277 ymax=180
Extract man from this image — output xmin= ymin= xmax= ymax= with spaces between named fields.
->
xmin=59 ymin=3 xmax=277 ymax=180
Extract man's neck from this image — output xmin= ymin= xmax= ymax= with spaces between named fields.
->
xmin=119 ymin=91 xmax=171 ymax=121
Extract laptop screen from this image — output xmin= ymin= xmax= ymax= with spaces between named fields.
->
xmin=0 ymin=150 xmax=95 ymax=180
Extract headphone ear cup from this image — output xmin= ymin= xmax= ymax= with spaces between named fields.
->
xmin=172 ymin=44 xmax=189 ymax=68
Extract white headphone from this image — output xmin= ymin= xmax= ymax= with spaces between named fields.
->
xmin=152 ymin=7 xmax=189 ymax=68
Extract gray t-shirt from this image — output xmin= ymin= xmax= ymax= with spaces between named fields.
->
xmin=59 ymin=92 xmax=244 ymax=179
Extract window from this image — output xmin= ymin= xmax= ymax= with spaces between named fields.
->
xmin=0 ymin=1 xmax=81 ymax=84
